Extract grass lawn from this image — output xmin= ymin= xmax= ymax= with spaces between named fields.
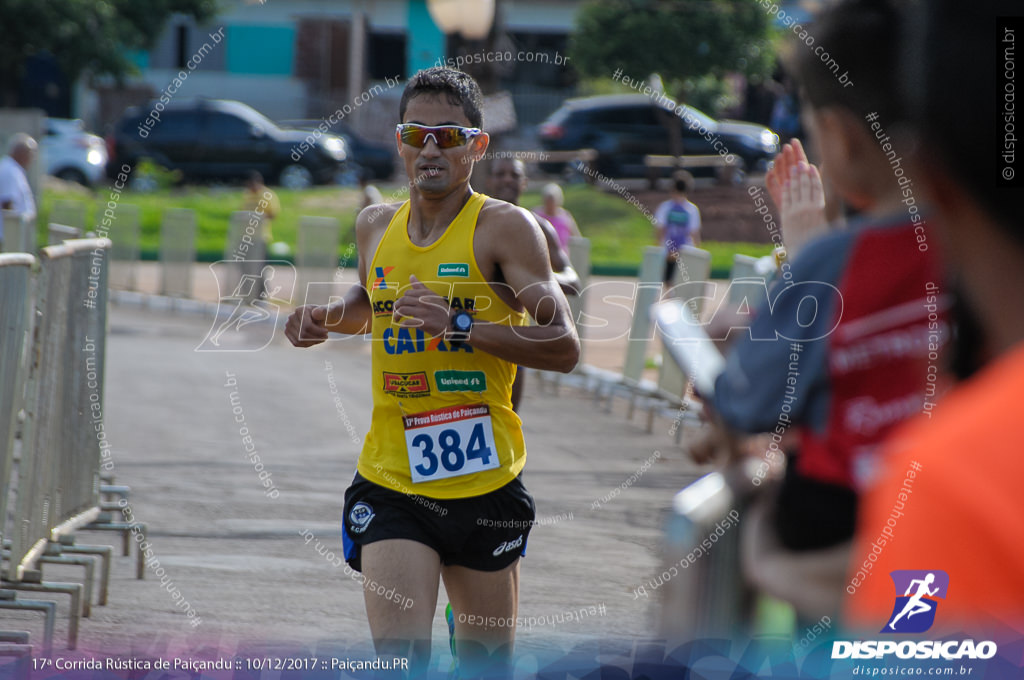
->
xmin=39 ymin=181 xmax=772 ymax=276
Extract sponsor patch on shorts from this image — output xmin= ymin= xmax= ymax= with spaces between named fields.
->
xmin=349 ymin=502 xmax=375 ymax=534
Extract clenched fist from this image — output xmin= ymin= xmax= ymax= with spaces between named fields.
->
xmin=285 ymin=304 xmax=331 ymax=347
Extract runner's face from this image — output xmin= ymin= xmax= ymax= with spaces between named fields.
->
xmin=487 ymin=159 xmax=527 ymax=204
xmin=397 ymin=94 xmax=488 ymax=197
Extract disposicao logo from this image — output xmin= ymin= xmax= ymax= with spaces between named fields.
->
xmin=882 ymin=570 xmax=947 ymax=634
xmin=832 ymin=569 xmax=997 ymax=661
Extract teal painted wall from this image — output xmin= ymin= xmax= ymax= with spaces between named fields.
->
xmin=126 ymin=49 xmax=149 ymax=71
xmin=226 ymin=25 xmax=295 ymax=75
xmin=407 ymin=0 xmax=446 ymax=76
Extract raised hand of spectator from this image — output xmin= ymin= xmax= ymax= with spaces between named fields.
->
xmin=780 ymin=161 xmax=828 ymax=258
xmin=765 ymin=139 xmax=809 ymax=210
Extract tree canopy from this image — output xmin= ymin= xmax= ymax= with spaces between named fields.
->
xmin=571 ymin=0 xmax=776 ymax=105
xmin=0 ymin=0 xmax=218 ymax=105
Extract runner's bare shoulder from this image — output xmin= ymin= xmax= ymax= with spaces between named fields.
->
xmin=356 ymin=202 xmax=401 ymax=232
xmin=355 ymin=202 xmax=401 ymax=249
xmin=477 ymin=197 xmax=545 ymax=250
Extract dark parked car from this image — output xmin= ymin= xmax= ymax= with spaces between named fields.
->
xmin=538 ymin=94 xmax=779 ymax=180
xmin=280 ymin=119 xmax=395 ymax=181
xmin=107 ymin=99 xmax=347 ymax=189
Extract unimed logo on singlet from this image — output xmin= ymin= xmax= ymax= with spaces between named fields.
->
xmin=438 ymin=262 xmax=469 ymax=277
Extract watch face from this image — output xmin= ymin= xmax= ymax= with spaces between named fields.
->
xmin=454 ymin=313 xmax=473 ymax=332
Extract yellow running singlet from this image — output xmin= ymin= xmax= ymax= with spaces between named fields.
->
xmin=357 ymin=192 xmax=529 ymax=499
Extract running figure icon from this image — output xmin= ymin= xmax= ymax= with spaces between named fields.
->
xmin=209 ymin=265 xmax=284 ymax=346
xmin=887 ymin=572 xmax=939 ymax=630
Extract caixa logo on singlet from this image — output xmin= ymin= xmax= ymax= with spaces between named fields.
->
xmin=832 ymin=569 xmax=997 ymax=661
xmin=492 ymin=534 xmax=523 ymax=557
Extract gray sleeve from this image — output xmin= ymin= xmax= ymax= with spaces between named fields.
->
xmin=711 ymin=232 xmax=851 ymax=434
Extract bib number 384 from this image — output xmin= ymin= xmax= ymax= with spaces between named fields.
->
xmin=404 ymin=404 xmax=499 ymax=483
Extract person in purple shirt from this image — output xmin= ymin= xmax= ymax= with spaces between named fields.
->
xmin=533 ymin=182 xmax=581 ymax=254
xmin=654 ymin=176 xmax=701 ymax=285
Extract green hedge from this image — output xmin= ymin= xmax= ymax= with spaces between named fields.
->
xmin=40 ymin=182 xmax=771 ymax=276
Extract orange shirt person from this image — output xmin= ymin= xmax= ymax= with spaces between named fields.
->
xmin=845 ymin=351 xmax=1024 ymax=630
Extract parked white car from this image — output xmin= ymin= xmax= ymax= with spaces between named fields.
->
xmin=41 ymin=118 xmax=108 ymax=186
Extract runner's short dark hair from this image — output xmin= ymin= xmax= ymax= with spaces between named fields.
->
xmin=399 ymin=67 xmax=484 ymax=129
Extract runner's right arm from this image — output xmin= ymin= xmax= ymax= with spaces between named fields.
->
xmin=284 ymin=205 xmax=389 ymax=347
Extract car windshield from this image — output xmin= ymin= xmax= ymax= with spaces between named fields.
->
xmin=47 ymin=119 xmax=83 ymax=135
xmin=544 ymin=106 xmax=572 ymax=126
xmin=655 ymin=100 xmax=717 ymax=131
xmin=233 ymin=106 xmax=281 ymax=133
xmin=678 ymin=105 xmax=716 ymax=130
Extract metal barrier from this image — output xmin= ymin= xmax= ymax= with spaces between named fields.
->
xmin=542 ymin=245 xmax=705 ymax=435
xmin=659 ymin=461 xmax=761 ymax=642
xmin=0 ymin=254 xmax=35 ymax=514
xmin=622 ymin=246 xmax=665 ymax=384
xmin=295 ymin=215 xmax=340 ymax=306
xmin=651 ymin=304 xmax=752 ymax=637
xmin=0 ymin=253 xmax=55 ymax=655
xmin=657 ymin=245 xmax=712 ymax=402
xmin=223 ymin=211 xmax=270 ymax=305
xmin=1 ymin=211 xmax=35 ymax=254
xmin=566 ymin=236 xmax=591 ymax=361
xmin=535 ymin=236 xmax=592 ymax=396
xmin=108 ymin=204 xmax=140 ymax=291
xmin=49 ymin=201 xmax=87 ymax=232
xmin=728 ymin=253 xmax=768 ymax=307
xmin=2 ymin=239 xmax=121 ymax=650
xmin=223 ymin=210 xmax=252 ymax=263
xmin=160 ymin=209 xmax=196 ymax=299
xmin=47 ymin=223 xmax=81 ymax=246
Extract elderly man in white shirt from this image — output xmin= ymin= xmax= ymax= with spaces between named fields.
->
xmin=0 ymin=133 xmax=38 ymax=251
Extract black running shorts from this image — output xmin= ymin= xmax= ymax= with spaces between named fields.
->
xmin=342 ymin=473 xmax=536 ymax=572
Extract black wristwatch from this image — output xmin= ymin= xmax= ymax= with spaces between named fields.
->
xmin=447 ymin=310 xmax=474 ymax=345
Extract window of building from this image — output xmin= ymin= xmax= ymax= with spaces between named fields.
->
xmin=368 ymin=32 xmax=406 ymax=81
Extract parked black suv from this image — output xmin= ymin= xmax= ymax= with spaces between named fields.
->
xmin=107 ymin=99 xmax=346 ymax=189
xmin=538 ymin=94 xmax=778 ymax=180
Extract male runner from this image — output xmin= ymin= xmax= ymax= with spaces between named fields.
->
xmin=285 ymin=67 xmax=580 ymax=676
xmin=486 ymin=156 xmax=581 ymax=411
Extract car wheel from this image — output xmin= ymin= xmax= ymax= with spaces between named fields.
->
xmin=55 ymin=168 xmax=89 ymax=186
xmin=279 ymin=164 xmax=314 ymax=190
